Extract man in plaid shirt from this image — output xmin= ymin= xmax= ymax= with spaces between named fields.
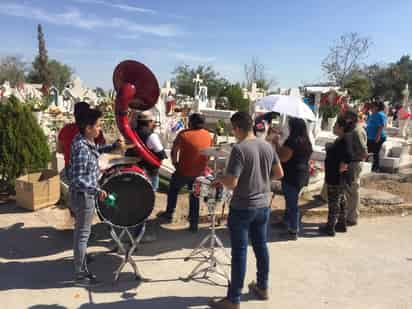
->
xmin=69 ymin=108 xmax=123 ymax=286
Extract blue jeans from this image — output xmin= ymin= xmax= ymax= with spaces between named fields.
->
xmin=166 ymin=171 xmax=199 ymax=227
xmin=149 ymin=173 xmax=159 ymax=192
xmin=227 ymin=207 xmax=270 ymax=304
xmin=282 ymin=181 xmax=301 ymax=233
xmin=70 ymin=189 xmax=96 ymax=275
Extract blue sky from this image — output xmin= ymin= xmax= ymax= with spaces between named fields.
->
xmin=1 ymin=0 xmax=412 ymax=90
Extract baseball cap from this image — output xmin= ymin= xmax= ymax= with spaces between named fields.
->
xmin=137 ymin=111 xmax=155 ymax=121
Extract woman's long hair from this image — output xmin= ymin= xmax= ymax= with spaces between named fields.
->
xmin=288 ymin=117 xmax=313 ymax=156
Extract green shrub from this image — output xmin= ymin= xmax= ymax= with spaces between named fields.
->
xmin=0 ymin=95 xmax=50 ymax=193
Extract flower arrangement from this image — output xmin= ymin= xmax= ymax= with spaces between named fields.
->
xmin=216 ymin=119 xmax=226 ymax=135
xmin=319 ymin=95 xmax=341 ymax=118
xmin=308 ymin=160 xmax=324 ymax=178
xmin=25 ymin=95 xmax=51 ymax=112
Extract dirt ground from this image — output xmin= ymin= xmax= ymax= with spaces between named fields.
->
xmin=363 ymin=177 xmax=412 ymax=203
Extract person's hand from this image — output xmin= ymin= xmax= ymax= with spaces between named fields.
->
xmin=116 ymin=136 xmax=126 ymax=151
xmin=271 ymin=133 xmax=280 ymax=143
xmin=270 ymin=134 xmax=281 ymax=148
xmin=98 ymin=190 xmax=107 ymax=202
xmin=375 ymin=136 xmax=381 ymax=143
xmin=339 ymin=163 xmax=348 ymax=173
xmin=211 ymin=178 xmax=223 ymax=188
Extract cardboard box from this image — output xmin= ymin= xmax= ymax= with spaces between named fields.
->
xmin=15 ymin=169 xmax=60 ymax=211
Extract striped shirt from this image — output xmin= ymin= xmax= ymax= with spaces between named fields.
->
xmin=69 ymin=133 xmax=116 ymax=195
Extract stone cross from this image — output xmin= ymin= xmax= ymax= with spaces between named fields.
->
xmin=164 ymin=80 xmax=173 ymax=95
xmin=250 ymin=83 xmax=258 ymax=101
xmin=400 ymin=84 xmax=411 ymax=138
xmin=193 ymin=74 xmax=203 ymax=98
xmin=402 ymin=84 xmax=409 ymax=108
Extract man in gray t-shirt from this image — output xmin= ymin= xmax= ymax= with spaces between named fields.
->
xmin=209 ymin=112 xmax=283 ymax=309
xmin=227 ymin=139 xmax=280 ymax=209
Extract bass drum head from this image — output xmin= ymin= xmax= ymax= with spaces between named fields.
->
xmin=98 ymin=171 xmax=154 ymax=228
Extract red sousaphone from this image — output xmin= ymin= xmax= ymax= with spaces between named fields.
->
xmin=97 ymin=61 xmax=160 ymax=228
xmin=113 ymin=60 xmax=161 ymax=168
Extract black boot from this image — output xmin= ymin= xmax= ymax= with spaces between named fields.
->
xmin=319 ymin=224 xmax=336 ymax=236
xmin=280 ymin=230 xmax=298 ymax=240
xmin=187 ymin=223 xmax=198 ymax=233
xmin=74 ymin=272 xmax=101 ymax=287
xmin=156 ymin=211 xmax=173 ymax=223
xmin=335 ymin=221 xmax=347 ymax=233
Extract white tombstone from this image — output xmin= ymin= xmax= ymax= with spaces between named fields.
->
xmin=198 ymin=85 xmax=208 ymax=109
xmin=62 ymin=77 xmax=98 ymax=107
xmin=399 ymin=84 xmax=410 ymax=139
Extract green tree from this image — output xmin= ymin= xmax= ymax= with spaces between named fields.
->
xmin=27 ymin=57 xmax=73 ymax=91
xmin=171 ymin=64 xmax=229 ymax=97
xmin=362 ymin=55 xmax=412 ymax=102
xmin=0 ymin=56 xmax=27 ymax=87
xmin=344 ymin=74 xmax=371 ymax=101
xmin=0 ymin=96 xmax=50 ymax=193
xmin=221 ymin=83 xmax=250 ymax=112
xmin=36 ymin=24 xmax=51 ymax=88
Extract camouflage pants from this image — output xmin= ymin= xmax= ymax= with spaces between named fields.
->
xmin=327 ymin=184 xmax=347 ymax=226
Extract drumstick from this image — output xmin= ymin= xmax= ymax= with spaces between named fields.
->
xmin=124 ymin=143 xmax=137 ymax=149
xmin=217 ymin=200 xmax=226 ymax=226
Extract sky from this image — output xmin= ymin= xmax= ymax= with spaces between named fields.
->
xmin=1 ymin=0 xmax=412 ymax=90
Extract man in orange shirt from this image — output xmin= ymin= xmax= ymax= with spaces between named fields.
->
xmin=157 ymin=113 xmax=212 ymax=232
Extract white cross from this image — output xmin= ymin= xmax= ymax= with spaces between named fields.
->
xmin=193 ymin=74 xmax=203 ymax=97
xmin=193 ymin=74 xmax=203 ymax=85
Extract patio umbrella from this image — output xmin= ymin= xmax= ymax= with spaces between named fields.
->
xmin=255 ymin=95 xmax=316 ymax=121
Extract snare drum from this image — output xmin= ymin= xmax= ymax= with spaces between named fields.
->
xmin=193 ymin=176 xmax=212 ymax=199
xmin=97 ymin=165 xmax=154 ymax=228
xmin=193 ymin=176 xmax=225 ymax=202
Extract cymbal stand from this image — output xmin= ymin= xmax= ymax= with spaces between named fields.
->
xmin=183 ymin=193 xmax=231 ymax=284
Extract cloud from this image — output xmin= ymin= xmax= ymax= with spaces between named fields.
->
xmin=110 ymin=3 xmax=156 ymax=14
xmin=0 ymin=3 xmax=182 ymax=37
xmin=174 ymin=53 xmax=215 ymax=63
xmin=115 ymin=33 xmax=141 ymax=40
xmin=73 ymin=0 xmax=156 ymax=14
xmin=72 ymin=0 xmax=188 ymax=19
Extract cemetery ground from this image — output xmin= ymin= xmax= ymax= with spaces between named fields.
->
xmin=0 ymin=172 xmax=411 ymax=309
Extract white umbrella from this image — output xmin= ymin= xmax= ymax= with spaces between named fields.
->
xmin=255 ymin=95 xmax=316 ymax=121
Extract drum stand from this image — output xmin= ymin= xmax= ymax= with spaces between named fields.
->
xmin=108 ymin=223 xmax=146 ymax=281
xmin=183 ymin=199 xmax=230 ymax=284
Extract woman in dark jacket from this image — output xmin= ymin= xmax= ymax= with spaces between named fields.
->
xmin=273 ymin=117 xmax=313 ymax=240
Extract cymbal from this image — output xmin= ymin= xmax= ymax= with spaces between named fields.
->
xmin=99 ymin=154 xmax=141 ymax=170
xmin=200 ymin=146 xmax=230 ymax=157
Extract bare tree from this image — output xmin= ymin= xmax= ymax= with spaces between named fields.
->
xmin=0 ymin=55 xmax=26 ymax=87
xmin=322 ymin=32 xmax=372 ymax=87
xmin=244 ymin=57 xmax=276 ymax=90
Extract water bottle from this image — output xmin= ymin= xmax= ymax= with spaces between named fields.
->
xmin=104 ymin=192 xmax=118 ymax=209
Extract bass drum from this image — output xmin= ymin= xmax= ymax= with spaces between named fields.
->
xmin=97 ymin=166 xmax=154 ymax=228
